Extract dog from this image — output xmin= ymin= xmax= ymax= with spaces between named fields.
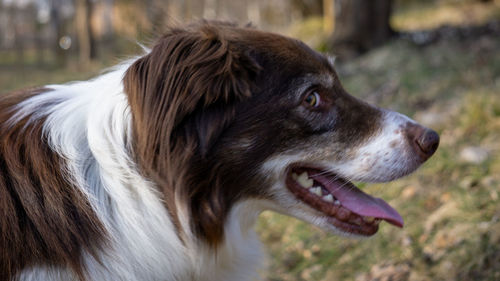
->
xmin=0 ymin=21 xmax=439 ymax=281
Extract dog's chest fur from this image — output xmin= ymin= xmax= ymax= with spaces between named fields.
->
xmin=3 ymin=64 xmax=264 ymax=281
xmin=1 ymin=21 xmax=438 ymax=281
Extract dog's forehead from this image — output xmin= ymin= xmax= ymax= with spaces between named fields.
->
xmin=239 ymin=29 xmax=334 ymax=74
xmin=305 ymin=72 xmax=336 ymax=88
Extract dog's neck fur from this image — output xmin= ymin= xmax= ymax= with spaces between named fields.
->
xmin=13 ymin=62 xmax=264 ymax=281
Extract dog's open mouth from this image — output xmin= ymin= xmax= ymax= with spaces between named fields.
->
xmin=285 ymin=166 xmax=404 ymax=236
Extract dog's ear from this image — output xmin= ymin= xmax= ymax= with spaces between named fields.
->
xmin=192 ymin=103 xmax=236 ymax=157
xmin=124 ymin=22 xmax=261 ymax=169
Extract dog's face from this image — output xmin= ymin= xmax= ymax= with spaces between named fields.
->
xmin=124 ymin=21 xmax=439 ymax=244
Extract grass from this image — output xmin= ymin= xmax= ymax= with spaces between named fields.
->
xmin=0 ymin=52 xmax=106 ymax=94
xmin=392 ymin=0 xmax=500 ymax=31
xmin=1 ymin=2 xmax=500 ymax=280
xmin=258 ymin=35 xmax=500 ymax=281
xmin=0 ymin=37 xmax=140 ymax=94
xmin=2 ymin=40 xmax=499 ymax=281
xmin=2 ymin=36 xmax=500 ymax=281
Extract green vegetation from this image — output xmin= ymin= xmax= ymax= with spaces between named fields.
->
xmin=0 ymin=37 xmax=140 ymax=93
xmin=392 ymin=0 xmax=500 ymax=31
xmin=258 ymin=31 xmax=500 ymax=281
xmin=0 ymin=51 xmax=104 ymax=93
xmin=1 ymin=2 xmax=499 ymax=280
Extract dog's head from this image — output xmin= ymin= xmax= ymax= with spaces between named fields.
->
xmin=123 ymin=21 xmax=439 ymax=245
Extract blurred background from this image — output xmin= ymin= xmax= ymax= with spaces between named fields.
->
xmin=1 ymin=0 xmax=500 ymax=280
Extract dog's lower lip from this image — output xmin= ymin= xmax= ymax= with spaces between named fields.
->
xmin=285 ymin=166 xmax=403 ymax=236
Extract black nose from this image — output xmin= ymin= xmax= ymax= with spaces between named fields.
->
xmin=416 ymin=129 xmax=440 ymax=156
xmin=405 ymin=123 xmax=440 ymax=159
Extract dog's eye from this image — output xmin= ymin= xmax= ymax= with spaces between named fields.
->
xmin=304 ymin=91 xmax=321 ymax=108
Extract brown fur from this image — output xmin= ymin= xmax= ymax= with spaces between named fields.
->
xmin=123 ymin=21 xmax=382 ymax=246
xmin=0 ymin=88 xmax=106 ymax=280
xmin=124 ymin=21 xmax=263 ymax=244
xmin=0 ymin=20 xmax=387 ymax=279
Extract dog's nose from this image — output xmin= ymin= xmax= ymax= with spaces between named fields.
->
xmin=405 ymin=123 xmax=440 ymax=159
xmin=416 ymin=128 xmax=439 ymax=156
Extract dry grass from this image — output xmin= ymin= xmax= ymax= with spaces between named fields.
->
xmin=259 ymin=31 xmax=500 ymax=281
xmin=393 ymin=0 xmax=500 ymax=31
xmin=1 ymin=3 xmax=499 ymax=280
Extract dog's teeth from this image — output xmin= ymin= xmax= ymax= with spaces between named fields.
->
xmin=363 ymin=216 xmax=375 ymax=223
xmin=297 ymin=172 xmax=313 ymax=188
xmin=374 ymin=219 xmax=381 ymax=225
xmin=308 ymin=187 xmax=321 ymax=196
xmin=322 ymin=194 xmax=334 ymax=202
xmin=334 ymin=200 xmax=341 ymax=206
xmin=314 ymin=187 xmax=322 ymax=196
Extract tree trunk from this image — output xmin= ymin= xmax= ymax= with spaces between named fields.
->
xmin=12 ymin=7 xmax=25 ymax=64
xmin=247 ymin=0 xmax=261 ymax=27
xmin=50 ymin=2 xmax=67 ymax=66
xmin=76 ymin=0 xmax=97 ymax=66
xmin=323 ymin=0 xmax=334 ymax=34
xmin=329 ymin=0 xmax=394 ymax=58
xmin=203 ymin=0 xmax=217 ymax=19
xmin=102 ymin=0 xmax=114 ymax=39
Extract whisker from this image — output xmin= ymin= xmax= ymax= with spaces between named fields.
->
xmin=307 ymin=167 xmax=369 ymax=195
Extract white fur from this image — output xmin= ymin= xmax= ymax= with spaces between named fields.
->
xmin=10 ymin=52 xmax=421 ymax=280
xmin=189 ymin=201 xmax=265 ymax=281
xmin=17 ymin=266 xmax=76 ymax=281
xmin=333 ymin=110 xmax=420 ymax=182
xmin=260 ymin=109 xmax=421 ymax=237
xmin=13 ymin=60 xmax=264 ymax=281
xmin=327 ymin=55 xmax=336 ymax=68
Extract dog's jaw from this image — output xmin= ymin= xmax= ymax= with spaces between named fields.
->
xmin=260 ymin=108 xmax=438 ymax=237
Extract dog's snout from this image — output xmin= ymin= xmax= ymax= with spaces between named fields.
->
xmin=405 ymin=123 xmax=439 ymax=159
xmin=416 ymin=129 xmax=439 ymax=156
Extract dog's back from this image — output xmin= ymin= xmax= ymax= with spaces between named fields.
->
xmin=0 ymin=87 xmax=107 ymax=280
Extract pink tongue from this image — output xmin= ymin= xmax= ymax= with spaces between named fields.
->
xmin=318 ymin=176 xmax=403 ymax=227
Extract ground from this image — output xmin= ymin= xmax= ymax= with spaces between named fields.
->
xmin=1 ymin=2 xmax=499 ymax=280
xmin=258 ymin=27 xmax=500 ymax=281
